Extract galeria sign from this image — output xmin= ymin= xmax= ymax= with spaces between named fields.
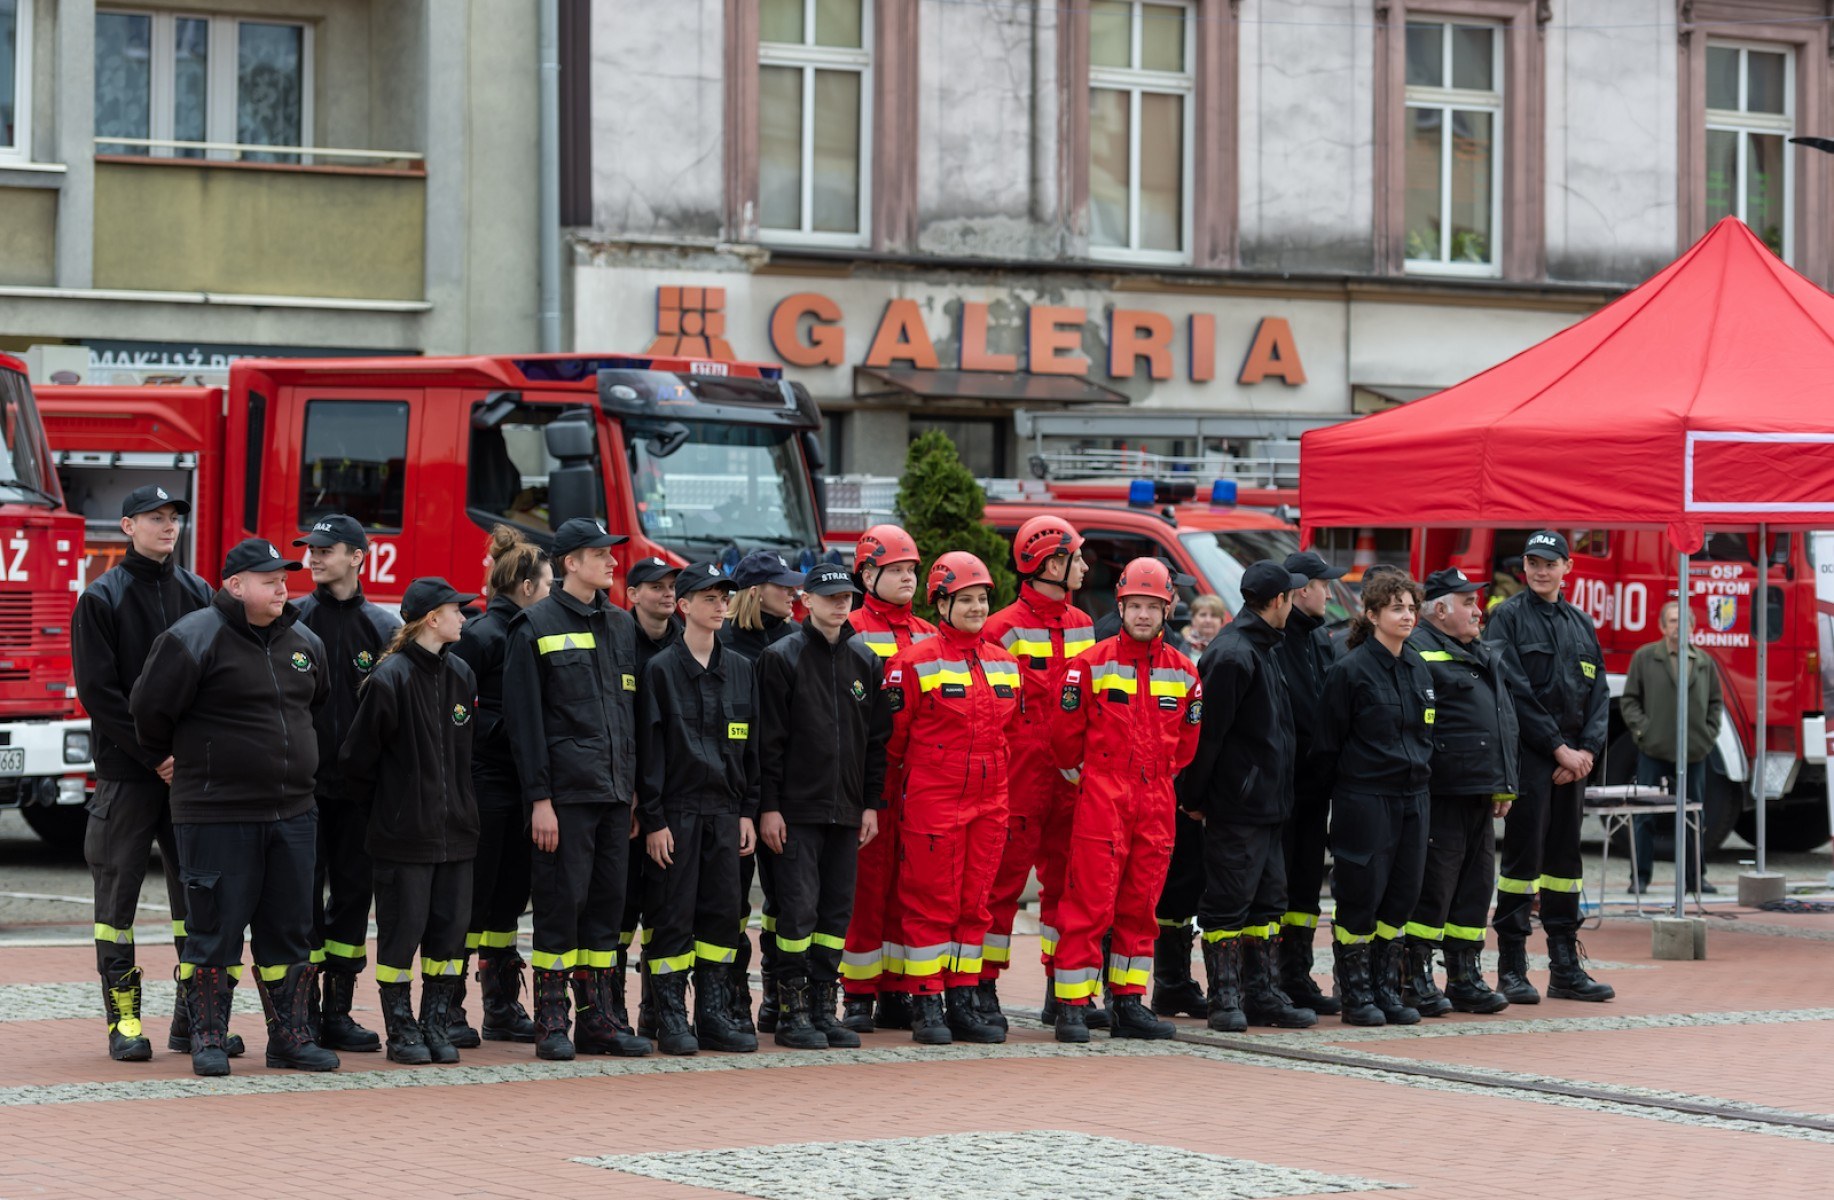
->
xmin=768 ymin=294 xmax=1306 ymax=386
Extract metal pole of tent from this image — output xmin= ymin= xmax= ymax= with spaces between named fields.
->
xmin=1675 ymin=550 xmax=1692 ymax=918
xmin=1756 ymin=524 xmax=1769 ymax=875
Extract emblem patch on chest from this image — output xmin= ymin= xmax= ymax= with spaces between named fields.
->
xmin=851 ymin=679 xmax=866 ymax=702
xmin=354 ymin=649 xmax=375 ymax=674
xmin=452 ymin=703 xmax=471 ymax=726
xmin=289 ymin=651 xmax=312 ymax=672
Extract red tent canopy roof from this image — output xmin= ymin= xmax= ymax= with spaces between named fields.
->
xmin=1300 ymin=217 xmax=1834 ymax=553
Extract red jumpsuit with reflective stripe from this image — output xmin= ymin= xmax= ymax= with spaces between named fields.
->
xmin=883 ymin=625 xmax=1021 ymax=993
xmin=839 ymin=596 xmax=936 ymax=997
xmin=979 ymin=584 xmax=1096 ymax=977
xmin=1050 ymin=634 xmax=1201 ymax=1003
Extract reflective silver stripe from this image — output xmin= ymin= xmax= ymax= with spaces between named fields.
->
xmin=984 ymin=934 xmax=1011 ymax=950
xmin=1108 ymin=954 xmax=1154 ymax=974
xmin=1089 ymin=662 xmax=1137 ymax=685
xmin=1149 ymin=667 xmax=1196 ymax=687
xmin=1053 ymin=967 xmax=1100 ymax=985
xmin=1002 ymin=627 xmax=1054 ymax=654
xmin=911 ymin=630 xmax=935 ymax=642
xmin=982 ymin=661 xmax=1022 ymax=686
xmin=1039 ymin=924 xmax=1060 ymax=943
xmin=913 ymin=659 xmax=971 ymax=678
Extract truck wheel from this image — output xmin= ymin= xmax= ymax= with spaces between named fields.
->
xmin=19 ymin=803 xmax=88 ymax=857
xmin=1735 ymin=804 xmax=1832 ymax=854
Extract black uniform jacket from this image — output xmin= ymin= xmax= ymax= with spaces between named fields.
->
xmin=756 ymin=618 xmax=892 ymax=823
xmin=130 ymin=590 xmax=328 ymax=824
xmin=635 ymin=613 xmax=682 ymax=675
xmin=720 ymin=611 xmax=793 ymax=663
xmin=1273 ymin=606 xmax=1339 ymax=794
xmin=295 ymin=586 xmax=401 ymax=801
xmin=72 ymin=549 xmax=213 ymax=783
xmin=502 ymin=586 xmax=638 ymax=808
xmin=637 ymin=636 xmax=761 ymax=834
xmin=341 ymin=641 xmax=480 ymax=863
xmin=1483 ymin=588 xmax=1608 ymax=760
xmin=1178 ymin=607 xmax=1295 ymax=825
xmin=451 ymin=593 xmax=520 ymax=807
xmin=1314 ymin=636 xmax=1435 ymax=799
xmin=1409 ymin=622 xmax=1521 ymax=800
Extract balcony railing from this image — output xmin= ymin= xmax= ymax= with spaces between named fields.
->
xmin=93 ymin=137 xmax=424 ymax=169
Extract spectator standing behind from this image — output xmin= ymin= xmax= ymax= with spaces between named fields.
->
xmin=1182 ymin=594 xmax=1226 ymax=658
xmin=1619 ymin=600 xmax=1723 ymax=895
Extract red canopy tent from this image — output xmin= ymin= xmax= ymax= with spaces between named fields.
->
xmin=1300 ymin=217 xmax=1834 ymax=917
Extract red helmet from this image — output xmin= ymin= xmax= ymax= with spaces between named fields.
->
xmin=856 ymin=524 xmax=921 ymax=570
xmin=927 ymin=552 xmax=994 ymax=604
xmin=1115 ymin=557 xmax=1176 ymax=605
xmin=1012 ymin=515 xmax=1085 ymax=575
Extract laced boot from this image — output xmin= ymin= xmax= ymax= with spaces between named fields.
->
xmin=692 ymin=964 xmax=757 ymax=1053
xmin=101 ymin=964 xmax=152 ymax=1062
xmin=727 ymin=964 xmax=759 ymax=1038
xmin=652 ymin=971 xmax=699 ymax=1056
xmin=1053 ymin=1000 xmax=1091 ymax=1044
xmin=1370 ymin=940 xmax=1420 ymax=1026
xmin=445 ymin=957 xmax=481 ymax=1048
xmin=754 ymin=962 xmax=779 ymax=1034
xmin=1332 ymin=942 xmax=1385 ymax=1027
xmin=378 ymin=981 xmax=431 ymax=1065
xmin=841 ymin=990 xmax=876 ymax=1034
xmin=1276 ymin=923 xmax=1340 ymax=1016
xmin=532 ymin=967 xmax=574 ymax=1061
xmin=975 ymin=976 xmax=1009 ymax=1033
xmin=479 ymin=949 xmax=539 ymax=1042
xmin=908 ymin=992 xmax=952 ymax=1045
xmin=257 ymin=965 xmax=340 ymax=1071
xmin=182 ymin=965 xmax=235 ymax=1077
xmin=1200 ymin=937 xmax=1247 ymax=1033
xmin=1239 ymin=936 xmax=1317 ymax=1029
xmin=873 ymin=990 xmax=912 ymax=1030
xmin=319 ymin=969 xmax=382 ymax=1052
xmin=1150 ymin=922 xmax=1207 ymax=1018
xmin=772 ymin=974 xmax=829 ymax=1050
xmin=945 ymin=984 xmax=1004 ymax=1043
xmin=168 ymin=970 xmax=245 ymax=1057
xmin=809 ymin=978 xmax=860 ymax=1048
xmin=1443 ymin=944 xmax=1509 ymax=1014
xmin=573 ymin=967 xmax=652 ymax=1056
xmin=1109 ymin=993 xmax=1176 ymax=1039
xmin=1496 ymin=938 xmax=1540 ymax=1006
xmin=1546 ymin=934 xmax=1616 ymax=1002
xmin=418 ymin=977 xmax=460 ymax=1064
xmin=1401 ymin=939 xmax=1453 ymax=1018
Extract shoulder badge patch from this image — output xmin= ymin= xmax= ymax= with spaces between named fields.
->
xmin=289 ymin=651 xmax=312 ymax=672
xmin=451 ymin=702 xmax=471 ymax=726
xmin=886 ymin=686 xmax=905 ymax=713
xmin=354 ymin=649 xmax=375 ymax=674
xmin=851 ymin=678 xmax=866 ymax=702
xmin=1061 ymin=683 xmax=1081 ymax=713
xmin=1186 ymin=698 xmax=1203 ymax=725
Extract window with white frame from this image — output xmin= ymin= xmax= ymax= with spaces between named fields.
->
xmin=0 ymin=0 xmax=33 ymax=161
xmin=1088 ymin=0 xmax=1192 ymax=261
xmin=95 ymin=10 xmax=313 ymax=161
xmin=1705 ymin=42 xmax=1792 ymax=260
xmin=758 ymin=0 xmax=871 ymax=245
xmin=1403 ymin=21 xmax=1502 ymax=274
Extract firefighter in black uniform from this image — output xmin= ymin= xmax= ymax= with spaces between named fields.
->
xmin=622 ymin=555 xmax=680 ymax=1040
xmin=639 ymin=563 xmax=762 ymax=1056
xmin=450 ymin=526 xmax=551 ymax=1045
xmin=755 ymin=562 xmax=891 ymax=1050
xmin=292 ymin=513 xmax=399 ymax=1053
xmin=1405 ymin=568 xmax=1515 ymax=1016
xmin=1180 ymin=561 xmax=1315 ymax=1032
xmin=131 ymin=538 xmax=335 ymax=1076
xmin=72 ymin=484 xmax=230 ymax=1061
xmin=1314 ymin=571 xmax=1436 ymax=1028
xmin=1483 ymin=531 xmax=1615 ymax=1004
xmin=1273 ymin=550 xmax=1345 ymax=1016
xmin=502 ymin=517 xmax=650 ymax=1061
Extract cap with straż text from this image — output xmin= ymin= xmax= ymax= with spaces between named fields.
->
xmin=1523 ymin=530 xmax=1570 ymax=561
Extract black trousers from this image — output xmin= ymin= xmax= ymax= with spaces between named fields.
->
xmin=619 ymin=811 xmax=643 ymax=952
xmin=375 ymin=858 xmax=474 ymax=980
xmin=312 ymin=795 xmax=373 ymax=974
xmin=1494 ymin=751 xmax=1585 ymax=940
xmin=1282 ymin=785 xmax=1331 ymax=929
xmin=467 ymin=801 xmax=532 ymax=952
xmin=1329 ymin=791 xmax=1428 ymax=941
xmin=768 ymin=823 xmax=858 ymax=984
xmin=85 ymin=777 xmax=185 ymax=976
xmin=1197 ymin=819 xmax=1287 ymax=936
xmin=742 ymin=843 xmax=781 ymax=979
xmin=643 ymin=811 xmax=741 ymax=975
xmin=530 ymin=802 xmax=629 ymax=971
xmin=1153 ymin=811 xmax=1206 ymax=926
xmin=175 ymin=811 xmax=317 ymax=973
xmin=1409 ymin=795 xmax=1496 ymax=948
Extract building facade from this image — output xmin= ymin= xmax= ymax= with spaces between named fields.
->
xmin=569 ymin=0 xmax=1830 ymax=476
xmin=0 ymin=0 xmax=541 ymax=380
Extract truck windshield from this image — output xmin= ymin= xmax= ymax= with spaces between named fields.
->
xmin=627 ymin=420 xmax=821 ymax=559
xmin=0 ymin=370 xmax=58 ymax=508
xmin=1178 ymin=527 xmax=1354 ymax=622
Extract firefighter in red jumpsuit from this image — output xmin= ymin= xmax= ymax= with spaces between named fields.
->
xmin=979 ymin=516 xmax=1098 ymax=1031
xmin=839 ymin=524 xmax=936 ymax=1034
xmin=1050 ymin=558 xmax=1202 ymax=1043
xmin=882 ymin=552 xmax=1020 ymax=1046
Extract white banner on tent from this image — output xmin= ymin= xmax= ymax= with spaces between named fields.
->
xmin=1816 ymin=533 xmax=1834 ymax=884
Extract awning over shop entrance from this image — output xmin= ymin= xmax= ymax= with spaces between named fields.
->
xmin=852 ymin=366 xmax=1130 ymax=406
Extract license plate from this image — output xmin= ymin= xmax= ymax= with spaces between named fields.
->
xmin=0 ymin=747 xmax=24 ymax=776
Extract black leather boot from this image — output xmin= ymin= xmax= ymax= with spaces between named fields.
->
xmin=637 ymin=967 xmax=658 ymax=1040
xmin=1496 ymin=938 xmax=1540 ymax=1005
xmin=841 ymin=992 xmax=876 ymax=1034
xmin=693 ymin=965 xmax=757 ymax=1052
xmin=319 ymin=969 xmax=381 ymax=1052
xmin=909 ymin=992 xmax=952 ymax=1045
xmin=419 ymin=978 xmax=461 ymax=1064
xmin=874 ymin=990 xmax=913 ymax=1030
xmin=169 ymin=971 xmax=246 ymax=1057
xmin=480 ymin=949 xmax=539 ymax=1042
xmin=1109 ymin=993 xmax=1175 ymax=1039
xmin=727 ymin=965 xmax=758 ymax=1038
xmin=809 ymin=979 xmax=860 ymax=1048
xmin=1200 ymin=937 xmax=1247 ymax=1033
xmin=1332 ymin=942 xmax=1385 ymax=1027
xmin=773 ymin=975 xmax=829 ymax=1050
xmin=945 ymin=985 xmax=1004 ymax=1043
xmin=1150 ymin=922 xmax=1207 ymax=1017
xmin=1276 ymin=924 xmax=1341 ymax=1016
xmin=378 ymin=981 xmax=431 ymax=1065
xmin=755 ymin=963 xmax=779 ymax=1034
xmin=183 ymin=965 xmax=235 ymax=1077
xmin=258 ymin=965 xmax=341 ymax=1071
xmin=1040 ymin=972 xmax=1061 ymax=1026
xmin=102 ymin=964 xmax=152 ymax=1061
xmin=1054 ymin=1001 xmax=1091 ymax=1044
xmin=445 ymin=958 xmax=481 ymax=1048
xmin=532 ymin=967 xmax=574 ymax=1061
xmin=653 ymin=972 xmax=699 ymax=1056
xmin=1401 ymin=939 xmax=1453 ymax=1017
xmin=1546 ymin=934 xmax=1616 ymax=1002
xmin=1239 ymin=937 xmax=1317 ymax=1029
xmin=975 ymin=977 xmax=1009 ymax=1033
xmin=1370 ymin=940 xmax=1420 ymax=1026
xmin=574 ymin=968 xmax=652 ymax=1056
xmin=1443 ymin=945 xmax=1509 ymax=1014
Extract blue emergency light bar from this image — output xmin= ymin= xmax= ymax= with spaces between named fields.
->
xmin=1211 ymin=479 xmax=1238 ymax=507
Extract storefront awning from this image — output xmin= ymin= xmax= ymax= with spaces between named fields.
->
xmin=853 ymin=366 xmax=1130 ymax=405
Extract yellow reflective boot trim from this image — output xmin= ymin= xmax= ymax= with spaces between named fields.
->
xmin=1496 ymin=875 xmax=1539 ymax=895
xmin=1444 ymin=923 xmax=1487 ymax=943
xmin=1156 ymin=917 xmax=1192 ymax=929
xmin=256 ymin=964 xmax=289 ymax=983
xmin=322 ymin=940 xmax=367 ymax=963
xmin=579 ymin=949 xmax=615 ymax=969
xmin=648 ymin=950 xmax=695 ymax=975
xmin=464 ymin=931 xmax=482 ymax=951
xmin=694 ymin=941 xmax=738 ymax=965
xmin=226 ymin=965 xmax=244 ymax=981
xmin=1281 ymin=912 xmax=1319 ymax=929
xmin=1538 ymin=874 xmax=1584 ymax=893
xmin=177 ymin=962 xmax=197 ymax=980
xmin=375 ymin=962 xmax=413 ymax=983
xmin=536 ymin=631 xmax=597 ymax=654
xmin=530 ymin=949 xmax=578 ymax=971
xmin=811 ymin=931 xmax=847 ymax=951
xmin=1373 ymin=922 xmax=1403 ymax=942
xmin=308 ymin=948 xmax=327 ymax=965
xmin=171 ymin=919 xmax=187 ymax=938
xmin=93 ymin=923 xmax=134 ymax=944
xmin=479 ymin=929 xmax=519 ymax=949
xmin=640 ymin=927 xmax=655 ymax=945
xmin=417 ymin=959 xmax=449 ymax=978
xmin=1251 ymin=923 xmax=1281 ymax=939
xmin=1403 ymin=922 xmax=1444 ymax=941
xmin=1201 ymin=928 xmax=1241 ymax=943
xmin=1332 ymin=926 xmax=1373 ymax=945
xmin=619 ymin=929 xmax=637 ymax=947
xmin=775 ymin=933 xmax=814 ymax=955
xmin=760 ymin=914 xmax=777 ymax=933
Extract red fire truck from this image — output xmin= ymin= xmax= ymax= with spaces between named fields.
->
xmin=0 ymin=354 xmax=96 ymax=851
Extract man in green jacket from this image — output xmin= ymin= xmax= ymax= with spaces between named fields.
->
xmin=1619 ymin=600 xmax=1723 ymax=894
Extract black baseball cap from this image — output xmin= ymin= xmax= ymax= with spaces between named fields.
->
xmin=803 ymin=562 xmax=861 ymax=596
xmin=400 ymin=576 xmax=479 ymax=621
xmin=1523 ymin=530 xmax=1570 ymax=561
xmin=625 ymin=556 xmax=680 ymax=588
xmin=1240 ymin=560 xmax=1309 ymax=605
xmin=1284 ymin=550 xmax=1347 ymax=582
xmin=675 ymin=561 xmax=738 ymax=600
xmin=552 ymin=518 xmax=628 ymax=558
xmin=292 ymin=514 xmax=368 ymax=550
xmin=1423 ymin=567 xmax=1486 ymax=602
xmin=732 ymin=550 xmax=806 ymax=589
xmin=222 ymin=538 xmax=302 ymax=578
xmin=121 ymin=484 xmax=190 ymax=518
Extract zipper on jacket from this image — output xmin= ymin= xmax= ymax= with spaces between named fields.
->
xmin=263 ymin=646 xmax=288 ymax=821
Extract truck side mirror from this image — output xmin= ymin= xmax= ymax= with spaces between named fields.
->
xmin=547 ymin=464 xmax=597 ymax=528
xmin=543 ymin=411 xmax=596 ymax=461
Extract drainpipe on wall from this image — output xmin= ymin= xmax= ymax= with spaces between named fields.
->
xmin=538 ymin=0 xmax=563 ymax=353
